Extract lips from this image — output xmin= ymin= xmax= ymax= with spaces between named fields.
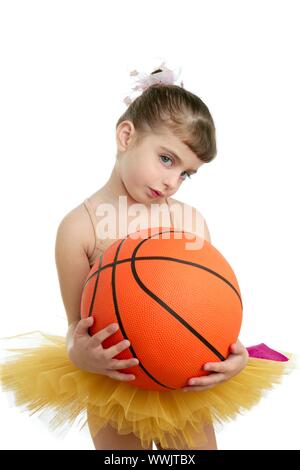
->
xmin=149 ymin=187 xmax=164 ymax=197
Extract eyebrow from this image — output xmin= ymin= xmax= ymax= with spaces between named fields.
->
xmin=159 ymin=146 xmax=198 ymax=174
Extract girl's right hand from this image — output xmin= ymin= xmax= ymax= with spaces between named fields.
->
xmin=68 ymin=316 xmax=139 ymax=381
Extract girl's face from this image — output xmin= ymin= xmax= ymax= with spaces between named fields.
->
xmin=117 ymin=122 xmax=204 ymax=205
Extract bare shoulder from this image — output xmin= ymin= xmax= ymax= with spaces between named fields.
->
xmin=55 ymin=202 xmax=98 ymax=327
xmin=56 ymin=201 xmax=96 ymax=258
xmin=168 ymin=197 xmax=211 ymax=243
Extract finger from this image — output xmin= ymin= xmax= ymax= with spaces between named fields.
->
xmin=204 ymin=362 xmax=228 ymax=373
xmin=74 ymin=316 xmax=94 ymax=337
xmin=105 ymin=370 xmax=136 ymax=381
xmin=188 ymin=373 xmax=226 ymax=387
xmin=104 ymin=339 xmax=131 ymax=359
xmin=91 ymin=323 xmax=120 ymax=345
xmin=109 ymin=358 xmax=139 ymax=369
xmin=230 ymin=342 xmax=243 ymax=353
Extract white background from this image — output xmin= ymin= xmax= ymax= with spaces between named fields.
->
xmin=0 ymin=0 xmax=299 ymax=450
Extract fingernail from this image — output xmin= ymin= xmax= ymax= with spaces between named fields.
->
xmin=204 ymin=365 xmax=210 ymax=371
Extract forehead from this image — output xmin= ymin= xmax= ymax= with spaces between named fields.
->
xmin=148 ymin=129 xmax=183 ymax=146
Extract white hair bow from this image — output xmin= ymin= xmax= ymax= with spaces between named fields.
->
xmin=123 ymin=60 xmax=184 ymax=106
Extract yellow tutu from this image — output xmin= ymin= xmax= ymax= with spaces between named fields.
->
xmin=0 ymin=331 xmax=296 ymax=449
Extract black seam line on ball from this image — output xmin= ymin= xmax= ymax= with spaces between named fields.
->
xmin=112 ymin=238 xmax=175 ymax=390
xmin=87 ymin=254 xmax=104 ymax=337
xmin=83 ymin=257 xmax=242 ymax=309
xmin=131 ymin=237 xmax=226 ymax=362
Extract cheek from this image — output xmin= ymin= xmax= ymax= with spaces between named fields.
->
xmin=130 ymin=165 xmax=147 ymax=184
xmin=123 ymin=160 xmax=147 ymax=188
xmin=143 ymin=157 xmax=160 ymax=177
xmin=135 ymin=159 xmax=157 ymax=180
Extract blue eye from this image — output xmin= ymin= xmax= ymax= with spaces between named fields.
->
xmin=159 ymin=155 xmax=192 ymax=180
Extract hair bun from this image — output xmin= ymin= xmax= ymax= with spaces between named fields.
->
xmin=123 ymin=60 xmax=184 ymax=106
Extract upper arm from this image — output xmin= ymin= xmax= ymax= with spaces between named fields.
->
xmin=55 ymin=208 xmax=92 ymax=327
xmin=203 ymin=217 xmax=211 ymax=243
xmin=173 ymin=199 xmax=211 ymax=244
xmin=193 ymin=207 xmax=211 ymax=243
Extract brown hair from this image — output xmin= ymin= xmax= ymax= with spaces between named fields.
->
xmin=116 ymin=68 xmax=217 ymax=163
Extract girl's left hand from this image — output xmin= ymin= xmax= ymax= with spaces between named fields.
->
xmin=181 ymin=339 xmax=249 ymax=392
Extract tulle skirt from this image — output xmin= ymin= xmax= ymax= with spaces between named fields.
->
xmin=0 ymin=331 xmax=295 ymax=449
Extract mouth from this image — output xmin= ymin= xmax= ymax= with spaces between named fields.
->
xmin=148 ymin=187 xmax=164 ymax=198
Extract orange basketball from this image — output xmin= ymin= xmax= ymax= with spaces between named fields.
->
xmin=80 ymin=227 xmax=243 ymax=391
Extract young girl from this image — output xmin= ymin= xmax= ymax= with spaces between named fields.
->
xmin=0 ymin=61 xmax=294 ymax=450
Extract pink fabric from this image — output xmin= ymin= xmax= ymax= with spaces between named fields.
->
xmin=123 ymin=59 xmax=184 ymax=106
xmin=246 ymin=343 xmax=288 ymax=362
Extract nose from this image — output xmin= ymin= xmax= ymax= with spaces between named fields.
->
xmin=162 ymin=172 xmax=181 ymax=192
